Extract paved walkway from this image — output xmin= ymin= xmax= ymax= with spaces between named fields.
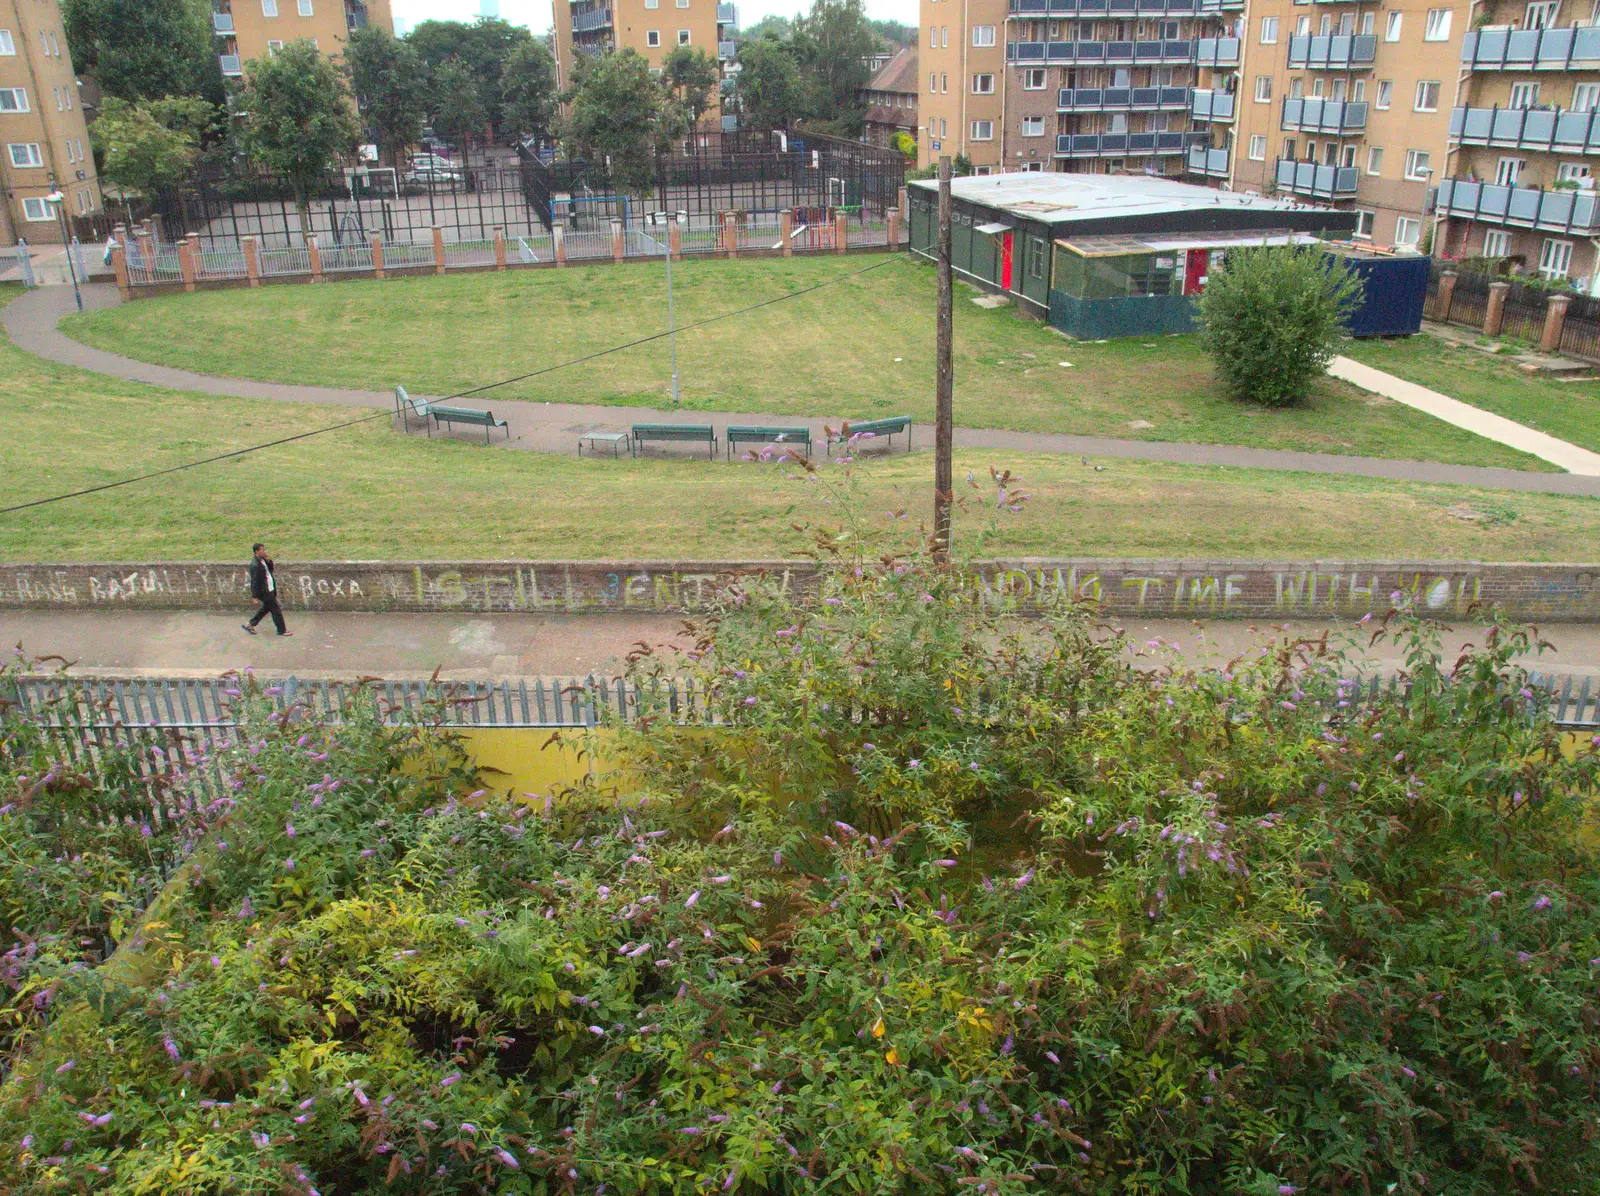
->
xmin=9 ymin=283 xmax=1600 ymax=497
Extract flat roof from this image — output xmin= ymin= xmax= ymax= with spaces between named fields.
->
xmin=1057 ymin=229 xmax=1325 ymax=258
xmin=908 ymin=171 xmax=1339 ymax=227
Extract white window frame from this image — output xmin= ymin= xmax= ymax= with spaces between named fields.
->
xmin=1404 ymin=149 xmax=1432 ymax=180
xmin=940 ymin=25 xmax=948 ymax=47
xmin=1574 ymin=81 xmax=1600 ymax=112
xmin=646 ymin=0 xmax=658 ymax=8
xmin=0 ymin=29 xmax=14 ymax=55
xmin=21 ymin=196 xmax=51 ymax=221
xmin=1248 ymin=134 xmax=1267 ymax=160
xmin=972 ymin=73 xmax=994 ymax=94
xmin=262 ymin=0 xmax=279 ymax=15
xmin=267 ymin=39 xmax=284 ymax=54
xmin=1375 ymin=80 xmax=1393 ymax=109
xmin=1558 ymin=160 xmax=1592 ymax=182
xmin=970 ymin=119 xmax=994 ymax=140
xmin=1414 ymin=80 xmax=1440 ymax=112
xmin=1539 ymin=237 xmax=1574 ymax=279
xmin=677 ymin=28 xmax=690 ymax=43
xmin=677 ymin=0 xmax=690 ymax=7
xmin=929 ymin=73 xmax=937 ymax=93
xmin=1354 ymin=210 xmax=1375 ymax=239
xmin=7 ymin=142 xmax=42 ymax=167
xmin=298 ymin=0 xmax=314 ymax=14
xmin=1385 ymin=11 xmax=1402 ymax=40
xmin=0 ymin=87 xmax=29 ymax=113
xmin=1366 ymin=145 xmax=1384 ymax=175
xmin=1253 ymin=75 xmax=1272 ymax=102
xmin=1021 ymin=114 xmax=1044 ymax=136
xmin=1483 ymin=229 xmax=1511 ymax=257
xmin=1394 ymin=217 xmax=1421 ymax=248
xmin=1023 ymin=68 xmax=1046 ymax=89
xmin=1495 ymin=156 xmax=1526 ymax=185
xmin=1525 ymin=1 xmax=1560 ymax=28
xmin=973 ymin=25 xmax=995 ymax=46
xmin=1259 ymin=16 xmax=1278 ymax=43
xmin=1509 ymin=82 xmax=1540 ymax=109
xmin=1423 ymin=8 xmax=1451 ymax=40
xmin=647 ymin=29 xmax=661 ymax=46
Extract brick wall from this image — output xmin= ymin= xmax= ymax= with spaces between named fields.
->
xmin=1 ymin=559 xmax=1597 ymax=621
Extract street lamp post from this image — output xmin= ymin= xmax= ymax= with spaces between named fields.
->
xmin=44 ymin=189 xmax=83 ymax=312
xmin=656 ymin=210 xmax=683 ymax=406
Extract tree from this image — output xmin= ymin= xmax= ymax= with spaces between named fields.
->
xmin=1199 ymin=243 xmax=1363 ymax=406
xmin=741 ymin=14 xmax=794 ymax=39
xmin=869 ymin=18 xmax=916 ymax=45
xmin=733 ymin=38 xmax=806 ymax=131
xmin=662 ymin=46 xmax=720 ymax=127
xmin=562 ymin=50 xmax=687 ymax=193
xmin=430 ymin=56 xmax=490 ymax=154
xmin=343 ymin=28 xmax=428 ymax=169
xmin=499 ymin=40 xmax=559 ymax=145
xmin=239 ymin=41 xmax=359 ymax=245
xmin=406 ymin=17 xmax=532 ymax=131
xmin=90 ymin=96 xmax=210 ymax=198
xmin=791 ymin=0 xmax=876 ymax=133
xmin=60 ymin=0 xmax=222 ymax=104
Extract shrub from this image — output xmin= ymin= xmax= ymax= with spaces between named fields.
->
xmin=1199 ymin=243 xmax=1363 ymax=407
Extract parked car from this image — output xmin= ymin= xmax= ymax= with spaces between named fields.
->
xmin=403 ymin=164 xmax=464 ymax=187
xmin=410 ymin=152 xmax=455 ymax=171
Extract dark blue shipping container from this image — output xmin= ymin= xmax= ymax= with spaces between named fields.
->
xmin=1328 ymin=250 xmax=1430 ymax=337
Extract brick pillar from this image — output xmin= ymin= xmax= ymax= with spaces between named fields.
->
xmin=1436 ymin=269 xmax=1458 ymax=319
xmin=243 ymin=235 xmax=261 ymax=287
xmin=781 ymin=209 xmax=793 ymax=258
xmin=136 ymin=227 xmax=156 ymax=268
xmin=111 ymin=223 xmax=130 ymax=299
xmin=1541 ymin=292 xmax=1572 ymax=353
xmin=668 ymin=219 xmax=682 ymax=261
xmin=834 ymin=211 xmax=847 ymax=254
xmin=493 ymin=227 xmax=507 ymax=270
xmin=432 ymin=225 xmax=446 ymax=275
xmin=307 ymin=237 xmax=324 ymax=282
xmin=888 ymin=207 xmax=901 ymax=247
xmin=179 ymin=233 xmax=199 ymax=292
xmin=724 ymin=212 xmax=737 ymax=258
xmin=554 ymin=224 xmax=567 ymax=266
xmin=370 ymin=233 xmax=385 ymax=279
xmin=1484 ymin=281 xmax=1510 ymax=337
xmin=898 ymin=186 xmax=907 ymax=219
xmin=611 ymin=218 xmax=624 ymax=263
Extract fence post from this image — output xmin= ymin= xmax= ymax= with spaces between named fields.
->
xmin=668 ymin=218 xmax=682 ymax=261
xmin=888 ymin=206 xmax=901 ymax=248
xmin=611 ymin=218 xmax=624 ymax=263
xmin=1484 ymin=280 xmax=1509 ymax=337
xmin=1436 ymin=269 xmax=1458 ymax=319
xmin=1541 ymin=292 xmax=1572 ymax=353
xmin=724 ymin=212 xmax=737 ymax=259
xmin=898 ymin=186 xmax=907 ymax=219
xmin=111 ymin=226 xmax=130 ymax=300
xmin=136 ymin=226 xmax=156 ymax=271
xmin=432 ymin=224 xmax=446 ymax=275
xmin=781 ymin=208 xmax=793 ymax=258
xmin=370 ymin=233 xmax=385 ymax=279
xmin=179 ymin=233 xmax=199 ymax=293
xmin=307 ymin=237 xmax=324 ymax=283
xmin=834 ymin=210 xmax=847 ymax=254
xmin=243 ymin=235 xmax=261 ymax=287
xmin=493 ymin=227 xmax=507 ymax=271
xmin=554 ymin=224 xmax=567 ymax=266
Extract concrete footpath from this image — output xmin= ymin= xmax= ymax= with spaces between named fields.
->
xmin=5 ymin=610 xmax=1599 ymax=680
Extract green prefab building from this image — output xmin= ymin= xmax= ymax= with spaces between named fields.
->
xmin=907 ymin=173 xmax=1360 ymax=340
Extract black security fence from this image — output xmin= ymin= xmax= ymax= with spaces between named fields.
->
xmin=1424 ymin=259 xmax=1600 ymax=362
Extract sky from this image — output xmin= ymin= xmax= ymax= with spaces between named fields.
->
xmin=389 ymin=0 xmax=916 ymax=39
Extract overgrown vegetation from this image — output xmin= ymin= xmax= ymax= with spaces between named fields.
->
xmin=2 ymin=535 xmax=1598 ymax=1192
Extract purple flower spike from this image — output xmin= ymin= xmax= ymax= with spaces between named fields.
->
xmin=55 ymin=1059 xmax=75 ymax=1074
xmin=1533 ymin=895 xmax=1553 ymax=911
xmin=496 ymin=1149 xmax=520 ymax=1169
xmin=283 ymin=858 xmax=295 ymax=871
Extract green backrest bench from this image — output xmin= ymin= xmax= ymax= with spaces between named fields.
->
xmin=431 ymin=404 xmax=510 ymax=444
xmin=725 ymin=425 xmax=812 ymax=460
xmin=394 ymin=386 xmax=436 ymax=435
xmin=631 ymin=424 xmax=718 ymax=459
xmin=825 ymin=415 xmax=913 ymax=453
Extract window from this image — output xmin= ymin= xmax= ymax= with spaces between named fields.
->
xmin=1404 ymin=149 xmax=1432 ymax=180
xmin=1254 ymin=75 xmax=1272 ymax=102
xmin=267 ymin=39 xmax=284 ymax=53
xmin=1361 ymin=12 xmax=1374 ymax=35
xmin=51 ymin=86 xmax=62 ymax=111
xmin=49 ymin=31 xmax=60 ymax=55
xmin=1148 ymin=112 xmax=1169 ymax=131
xmin=1341 ymin=144 xmax=1357 ymax=167
xmin=21 ymin=196 xmax=51 ymax=221
xmin=262 ymin=0 xmax=278 ymax=14
xmin=928 ymin=25 xmax=935 ymax=46
xmin=1495 ymin=156 xmax=1525 ymax=185
xmin=646 ymin=0 xmax=658 ymax=8
xmin=929 ymin=73 xmax=936 ymax=93
xmin=1376 ymin=80 xmax=1393 ymax=109
xmin=1024 ymin=161 xmax=1044 ymax=172
xmin=1352 ymin=79 xmax=1365 ymax=101
xmin=1259 ymin=15 xmax=1278 ymax=42
xmin=1026 ymin=236 xmax=1046 ymax=280
xmin=1023 ymin=68 xmax=1046 ymax=89
xmin=1354 ymin=210 xmax=1375 ymax=238
xmin=939 ymin=118 xmax=947 ymax=137
xmin=970 ymin=119 xmax=993 ymax=140
xmin=940 ymin=72 xmax=947 ymax=92
xmin=298 ymin=0 xmax=313 ymax=14
xmin=1384 ymin=11 xmax=1402 ymax=40
xmin=1483 ymin=229 xmax=1511 ymax=257
xmin=1367 ymin=146 xmax=1384 ymax=174
xmin=1559 ymin=160 xmax=1592 ymax=182
xmin=1539 ymin=237 xmax=1574 ymax=279
xmin=1289 ymin=77 xmax=1304 ymax=99
xmin=1414 ymin=80 xmax=1440 ymax=111
xmin=1296 ymin=15 xmax=1310 ymax=35
xmin=647 ymin=29 xmax=660 ymax=45
xmin=1021 ymin=114 xmax=1044 ymax=135
xmin=1248 ymin=133 xmax=1267 ymax=160
xmin=0 ymin=29 xmax=13 ymax=55
xmin=1509 ymin=82 xmax=1540 ymax=108
xmin=1424 ymin=8 xmax=1451 ymax=39
xmin=1575 ymin=82 xmax=1600 ymax=112
xmin=940 ymin=25 xmax=948 ymax=47
xmin=0 ymin=87 xmax=28 ymax=113
xmin=1306 ymin=139 xmax=1318 ymax=159
xmin=1525 ymin=0 xmax=1560 ymax=28
xmin=1394 ymin=217 xmax=1421 ymax=248
xmin=677 ymin=28 xmax=690 ymax=43
xmin=1311 ymin=77 xmax=1324 ymax=97
xmin=972 ymin=25 xmax=995 ymax=46
xmin=1282 ymin=137 xmax=1296 ymax=159
xmin=973 ymin=73 xmax=994 ymax=94
xmin=7 ymin=142 xmax=41 ymax=167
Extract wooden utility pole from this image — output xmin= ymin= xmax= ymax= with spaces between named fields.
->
xmin=932 ymin=155 xmax=954 ymax=563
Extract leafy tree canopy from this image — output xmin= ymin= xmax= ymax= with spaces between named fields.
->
xmin=499 ymin=39 xmax=559 ymax=144
xmin=60 ymin=0 xmax=222 ymax=104
xmin=790 ymin=0 xmax=876 ymax=134
xmin=90 ymin=95 xmax=212 ymax=197
xmin=406 ymin=17 xmax=532 ymax=129
xmin=732 ymin=37 xmax=806 ymax=131
xmin=430 ymin=56 xmax=490 ymax=153
xmin=344 ymin=28 xmax=429 ymax=168
xmin=562 ymin=49 xmax=688 ymax=192
xmin=662 ymin=45 xmax=721 ymax=126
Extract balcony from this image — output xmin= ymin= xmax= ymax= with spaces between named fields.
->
xmin=718 ymin=39 xmax=736 ymax=59
xmin=345 ymin=0 xmax=369 ymax=29
xmin=1275 ymin=157 xmax=1359 ymax=198
xmin=1186 ymin=143 xmax=1230 ymax=176
xmin=1196 ymin=0 xmax=1244 ymax=10
xmin=571 ymin=7 xmax=613 ymax=33
xmin=1009 ymin=37 xmax=1199 ymax=64
xmin=1054 ymin=130 xmax=1206 ymax=157
xmin=717 ymin=2 xmax=737 ymax=20
xmin=1286 ymin=33 xmax=1377 ymax=69
xmin=1436 ymin=178 xmax=1600 ymax=234
xmin=1008 ymin=0 xmax=1201 ymax=13
xmin=1450 ymin=105 xmax=1600 ymax=153
xmin=1281 ymin=96 xmax=1367 ymax=134
xmin=1195 ymin=36 xmax=1240 ymax=66
xmin=1460 ymin=25 xmax=1600 ymax=70
xmin=1056 ymin=85 xmax=1191 ymax=111
xmin=212 ymin=11 xmax=235 ymax=33
xmin=219 ymin=53 xmax=242 ymax=76
xmin=1189 ymin=88 xmax=1234 ymax=121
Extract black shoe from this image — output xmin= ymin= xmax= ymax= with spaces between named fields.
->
xmin=242 ymin=624 xmax=257 ymax=635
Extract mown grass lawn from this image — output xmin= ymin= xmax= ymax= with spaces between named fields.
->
xmin=59 ymin=255 xmax=1546 ymax=470
xmin=4 ymin=304 xmax=1598 ymax=562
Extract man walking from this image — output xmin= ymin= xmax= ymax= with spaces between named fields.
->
xmin=242 ymin=543 xmax=292 ymax=637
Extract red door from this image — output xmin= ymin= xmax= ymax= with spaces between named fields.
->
xmin=1001 ymin=232 xmax=1014 ymax=290
xmin=1183 ymin=249 xmax=1209 ymax=296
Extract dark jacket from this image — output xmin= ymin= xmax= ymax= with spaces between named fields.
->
xmin=249 ymin=556 xmax=276 ymax=602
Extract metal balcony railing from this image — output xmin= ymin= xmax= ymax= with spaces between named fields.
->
xmin=1008 ymin=36 xmax=1235 ymax=64
xmin=718 ymin=40 xmax=736 ymax=58
xmin=1275 ymin=157 xmax=1359 ymax=198
xmin=1196 ymin=0 xmax=1243 ymax=10
xmin=1450 ymin=105 xmax=1600 ymax=153
xmin=1195 ymin=36 xmax=1240 ymax=65
xmin=213 ymin=11 xmax=235 ymax=33
xmin=1054 ymin=130 xmax=1205 ymax=156
xmin=1460 ymin=25 xmax=1600 ymax=70
xmin=1056 ymin=85 xmax=1191 ymax=111
xmin=717 ymin=3 xmax=737 ymax=21
xmin=1189 ymin=88 xmax=1234 ymax=121
xmin=219 ymin=53 xmax=242 ymax=76
xmin=1280 ymin=96 xmax=1367 ymax=133
xmin=1436 ymin=178 xmax=1600 ymax=234
xmin=1007 ymin=0 xmax=1202 ymax=13
xmin=1286 ymin=33 xmax=1377 ymax=69
xmin=1185 ymin=143 xmax=1229 ymax=175
xmin=571 ymin=7 xmax=613 ymax=33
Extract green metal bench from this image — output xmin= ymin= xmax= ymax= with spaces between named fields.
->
xmin=431 ymin=404 xmax=510 ymax=443
xmin=826 ymin=415 xmax=913 ymax=453
xmin=725 ymin=424 xmax=812 ymax=461
xmin=631 ymin=423 xmax=718 ymax=459
xmin=393 ymin=385 xmax=436 ymax=436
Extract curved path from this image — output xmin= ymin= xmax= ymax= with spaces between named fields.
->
xmin=9 ymin=283 xmax=1600 ymax=498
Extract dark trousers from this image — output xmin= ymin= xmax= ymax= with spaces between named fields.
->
xmin=249 ymin=596 xmax=286 ymax=634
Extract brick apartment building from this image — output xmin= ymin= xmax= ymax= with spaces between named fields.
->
xmin=861 ymin=45 xmax=918 ymax=149
xmin=0 ymin=0 xmax=100 ymax=246
xmin=554 ymin=0 xmax=739 ymax=125
xmin=211 ymin=0 xmax=394 ymax=80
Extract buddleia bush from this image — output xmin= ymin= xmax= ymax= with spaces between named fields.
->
xmin=1 ymin=563 xmax=1597 ymax=1195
